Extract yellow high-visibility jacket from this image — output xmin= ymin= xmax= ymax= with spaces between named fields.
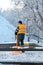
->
xmin=17 ymin=24 xmax=26 ymax=34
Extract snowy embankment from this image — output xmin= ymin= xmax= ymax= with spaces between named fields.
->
xmin=0 ymin=15 xmax=16 ymax=43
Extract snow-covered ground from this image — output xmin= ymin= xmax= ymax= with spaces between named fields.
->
xmin=0 ymin=51 xmax=43 ymax=63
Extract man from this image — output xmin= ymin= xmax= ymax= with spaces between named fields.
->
xmin=15 ymin=20 xmax=26 ymax=46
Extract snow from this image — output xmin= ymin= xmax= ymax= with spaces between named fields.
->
xmin=0 ymin=15 xmax=16 ymax=43
xmin=0 ymin=51 xmax=43 ymax=63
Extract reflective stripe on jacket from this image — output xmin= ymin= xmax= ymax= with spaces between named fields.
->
xmin=17 ymin=24 xmax=26 ymax=34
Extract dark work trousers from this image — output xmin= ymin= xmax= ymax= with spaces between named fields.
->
xmin=17 ymin=34 xmax=25 ymax=46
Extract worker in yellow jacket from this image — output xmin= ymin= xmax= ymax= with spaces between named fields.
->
xmin=15 ymin=21 xmax=26 ymax=46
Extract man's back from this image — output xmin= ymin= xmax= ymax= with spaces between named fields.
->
xmin=17 ymin=24 xmax=26 ymax=34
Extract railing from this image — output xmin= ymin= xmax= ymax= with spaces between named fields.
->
xmin=26 ymin=33 xmax=43 ymax=43
xmin=0 ymin=46 xmax=43 ymax=51
xmin=0 ymin=62 xmax=43 ymax=65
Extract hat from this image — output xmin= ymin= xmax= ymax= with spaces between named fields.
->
xmin=18 ymin=21 xmax=22 ymax=24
